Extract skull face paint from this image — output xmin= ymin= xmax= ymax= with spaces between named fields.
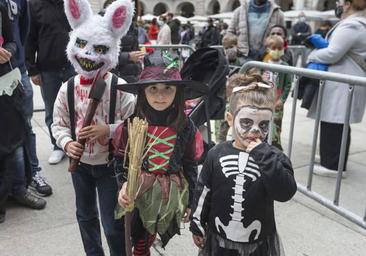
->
xmin=233 ymin=105 xmax=273 ymax=149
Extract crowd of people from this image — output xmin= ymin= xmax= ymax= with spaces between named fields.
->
xmin=1 ymin=0 xmax=366 ymax=255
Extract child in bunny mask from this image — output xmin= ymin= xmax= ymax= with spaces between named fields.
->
xmin=51 ymin=0 xmax=135 ymax=254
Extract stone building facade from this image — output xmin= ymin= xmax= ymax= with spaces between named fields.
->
xmin=89 ymin=0 xmax=336 ymax=16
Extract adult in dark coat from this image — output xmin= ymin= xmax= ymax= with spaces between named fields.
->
xmin=198 ymin=18 xmax=220 ymax=48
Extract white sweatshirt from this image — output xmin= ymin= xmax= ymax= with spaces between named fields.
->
xmin=52 ymin=73 xmax=135 ymax=165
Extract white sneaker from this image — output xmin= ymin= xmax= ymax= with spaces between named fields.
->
xmin=48 ymin=150 xmax=65 ymax=165
xmin=313 ymin=164 xmax=347 ymax=178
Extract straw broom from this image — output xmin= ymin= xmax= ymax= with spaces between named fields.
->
xmin=125 ymin=117 xmax=148 ymax=256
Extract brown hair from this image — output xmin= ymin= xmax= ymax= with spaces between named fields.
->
xmin=135 ymin=85 xmax=187 ymax=132
xmin=350 ymin=0 xmax=366 ymax=10
xmin=228 ymin=72 xmax=275 ymax=114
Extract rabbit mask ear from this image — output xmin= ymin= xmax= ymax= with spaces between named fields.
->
xmin=103 ymin=0 xmax=134 ymax=39
xmin=64 ymin=0 xmax=93 ymax=29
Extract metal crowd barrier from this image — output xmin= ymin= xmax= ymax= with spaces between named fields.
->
xmin=240 ymin=61 xmax=366 ymax=229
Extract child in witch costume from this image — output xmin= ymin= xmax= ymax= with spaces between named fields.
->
xmin=51 ymin=0 xmax=135 ymax=255
xmin=190 ymin=73 xmax=297 ymax=256
xmin=113 ymin=51 xmax=208 ymax=255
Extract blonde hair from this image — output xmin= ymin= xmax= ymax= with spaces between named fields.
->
xmin=266 ymin=35 xmax=284 ymax=49
xmin=228 ymin=72 xmax=275 ymax=114
xmin=223 ymin=34 xmax=238 ymax=49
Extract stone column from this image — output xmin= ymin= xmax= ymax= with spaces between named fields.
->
xmin=195 ymin=0 xmax=206 ymax=15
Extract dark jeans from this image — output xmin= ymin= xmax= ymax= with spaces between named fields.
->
xmin=71 ymin=163 xmax=125 ymax=256
xmin=40 ymin=66 xmax=75 ymax=149
xmin=0 ymin=147 xmax=26 ymax=210
xmin=11 ymin=73 xmax=41 ymax=195
xmin=320 ymin=121 xmax=351 ymax=171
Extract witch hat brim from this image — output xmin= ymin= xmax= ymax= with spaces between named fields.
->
xmin=116 ymin=79 xmax=209 ymax=100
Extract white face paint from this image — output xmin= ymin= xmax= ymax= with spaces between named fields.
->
xmin=233 ymin=105 xmax=272 ymax=150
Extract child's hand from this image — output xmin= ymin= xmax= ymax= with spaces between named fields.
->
xmin=192 ymin=234 xmax=205 ymax=248
xmin=182 ymin=208 xmax=191 ymax=223
xmin=79 ymin=124 xmax=109 ymax=142
xmin=118 ymin=182 xmax=131 ymax=208
xmin=275 ymin=99 xmax=284 ymax=109
xmin=0 ymin=47 xmax=12 ymax=64
xmin=246 ymin=138 xmax=262 ymax=153
xmin=65 ymin=141 xmax=84 ymax=159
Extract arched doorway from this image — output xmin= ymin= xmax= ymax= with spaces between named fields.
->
xmin=176 ymin=2 xmax=195 ymax=18
xmin=153 ymin=3 xmax=168 ymax=16
xmin=208 ymin=0 xmax=220 ymax=15
xmin=229 ymin=0 xmax=240 ymax=11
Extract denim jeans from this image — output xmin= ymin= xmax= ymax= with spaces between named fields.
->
xmin=0 ymin=147 xmax=26 ymax=203
xmin=40 ymin=66 xmax=75 ymax=150
xmin=21 ymin=72 xmax=41 ymax=176
xmin=71 ymin=163 xmax=125 ymax=256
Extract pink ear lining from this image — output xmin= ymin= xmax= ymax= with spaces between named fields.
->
xmin=70 ymin=0 xmax=81 ymax=19
xmin=112 ymin=6 xmax=127 ymax=28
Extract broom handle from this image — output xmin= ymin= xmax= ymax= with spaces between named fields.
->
xmin=68 ymin=100 xmax=100 ymax=172
xmin=125 ymin=211 xmax=133 ymax=256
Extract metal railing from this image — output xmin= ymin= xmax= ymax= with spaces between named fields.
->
xmin=240 ymin=61 xmax=366 ymax=229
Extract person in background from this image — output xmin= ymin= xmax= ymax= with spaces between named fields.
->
xmin=137 ymin=19 xmax=149 ymax=45
xmin=291 ymin=12 xmax=312 ymax=45
xmin=198 ymin=18 xmax=220 ymax=48
xmin=157 ymin=15 xmax=171 ymax=45
xmin=223 ymin=33 xmax=241 ymax=66
xmin=225 ymin=0 xmax=285 ymax=63
xmin=268 ymin=24 xmax=294 ymax=66
xmin=166 ymin=12 xmax=181 ymax=44
xmin=307 ymin=0 xmax=366 ymax=177
xmin=263 ymin=35 xmax=292 ymax=150
xmin=315 ymin=20 xmax=333 ymax=38
xmin=26 ymin=0 xmax=76 ymax=165
xmin=148 ymin=18 xmax=159 ymax=43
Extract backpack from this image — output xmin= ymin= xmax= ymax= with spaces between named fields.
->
xmin=66 ymin=74 xmax=118 ymax=161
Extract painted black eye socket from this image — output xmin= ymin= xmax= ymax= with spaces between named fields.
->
xmin=94 ymin=45 xmax=109 ymax=54
xmin=239 ymin=118 xmax=253 ymax=130
xmin=75 ymin=38 xmax=87 ymax=49
xmin=259 ymin=120 xmax=270 ymax=132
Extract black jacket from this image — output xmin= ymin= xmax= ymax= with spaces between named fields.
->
xmin=168 ymin=19 xmax=181 ymax=44
xmin=112 ymin=24 xmax=142 ymax=83
xmin=190 ymin=142 xmax=297 ymax=243
xmin=199 ymin=25 xmax=220 ymax=48
xmin=0 ymin=3 xmax=17 ymax=76
xmin=25 ymin=0 xmax=71 ymax=75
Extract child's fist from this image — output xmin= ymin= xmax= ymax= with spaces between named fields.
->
xmin=246 ymin=138 xmax=262 ymax=153
xmin=65 ymin=141 xmax=84 ymax=159
xmin=118 ymin=182 xmax=131 ymax=208
xmin=192 ymin=234 xmax=205 ymax=248
xmin=182 ymin=208 xmax=191 ymax=223
xmin=79 ymin=124 xmax=109 ymax=142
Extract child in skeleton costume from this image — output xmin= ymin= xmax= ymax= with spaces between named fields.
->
xmin=51 ymin=0 xmax=135 ymax=255
xmin=113 ymin=51 xmax=208 ymax=256
xmin=190 ymin=73 xmax=297 ymax=256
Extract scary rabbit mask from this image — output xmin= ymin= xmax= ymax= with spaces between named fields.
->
xmin=64 ymin=0 xmax=134 ymax=79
